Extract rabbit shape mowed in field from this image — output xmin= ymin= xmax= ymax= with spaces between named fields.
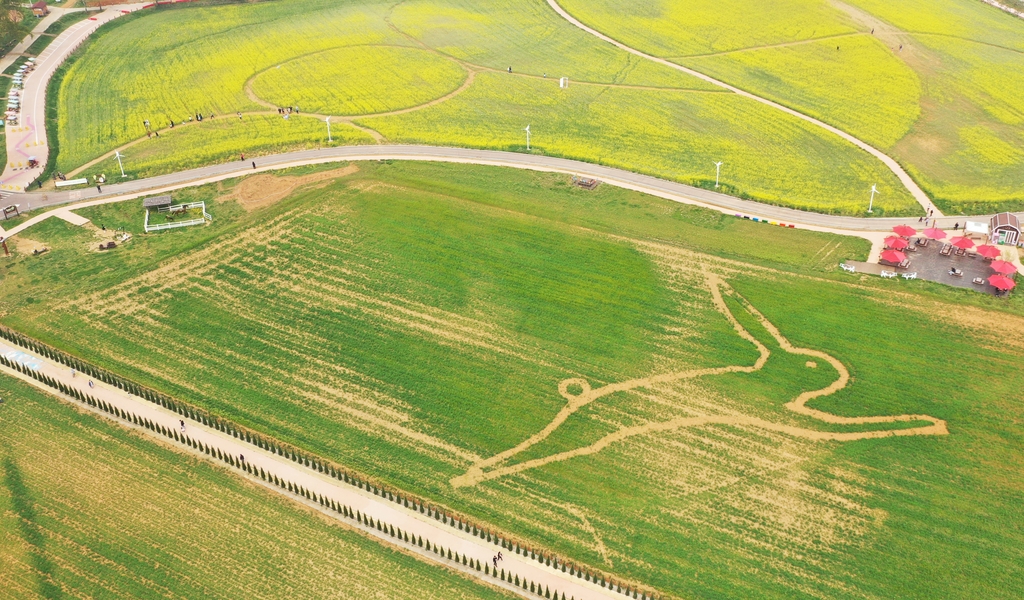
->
xmin=451 ymin=274 xmax=946 ymax=488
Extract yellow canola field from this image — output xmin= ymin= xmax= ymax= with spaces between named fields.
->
xmin=251 ymin=46 xmax=468 ymax=116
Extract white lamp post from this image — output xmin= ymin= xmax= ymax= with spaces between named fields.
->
xmin=325 ymin=117 xmax=332 ymax=143
xmin=115 ymin=150 xmax=126 ymax=178
xmin=868 ymin=184 xmax=878 ymax=213
xmin=714 ymin=161 xmax=723 ymax=188
xmin=524 ymin=125 xmax=530 ymax=151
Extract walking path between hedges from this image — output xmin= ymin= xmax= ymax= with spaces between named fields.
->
xmin=0 ymin=338 xmax=633 ymax=600
xmin=544 ymin=0 xmax=942 ymax=216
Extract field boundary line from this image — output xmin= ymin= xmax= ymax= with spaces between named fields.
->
xmin=544 ymin=0 xmax=941 ymax=216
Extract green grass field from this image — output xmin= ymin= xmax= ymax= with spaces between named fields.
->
xmin=557 ymin=0 xmax=1024 ymax=213
xmin=2 ymin=163 xmax=1022 ymax=598
xmin=0 ymin=376 xmax=513 ymax=599
xmin=49 ymin=0 xmax=921 ymax=215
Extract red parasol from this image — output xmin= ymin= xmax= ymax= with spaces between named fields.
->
xmin=880 ymin=249 xmax=907 ymax=264
xmin=975 ymin=244 xmax=1000 ymax=259
xmin=892 ymin=224 xmax=917 ymax=237
xmin=950 ymin=236 xmax=975 ymax=250
xmin=922 ymin=227 xmax=947 ymax=240
xmin=884 ymin=236 xmax=909 ymax=250
xmin=988 ymin=274 xmax=1016 ymax=291
xmin=990 ymin=260 xmax=1018 ymax=275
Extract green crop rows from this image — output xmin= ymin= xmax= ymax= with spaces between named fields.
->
xmin=51 ymin=0 xmax=922 ymax=215
xmin=3 ymin=163 xmax=1022 ymax=598
xmin=0 ymin=376 xmax=512 ymax=599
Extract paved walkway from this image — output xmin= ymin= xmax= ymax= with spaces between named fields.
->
xmin=544 ymin=0 xmax=942 ymax=216
xmin=0 ymin=8 xmax=73 ymax=74
xmin=1 ymin=146 xmax=1016 ymax=245
xmin=1 ymin=4 xmax=146 ymax=192
xmin=0 ymin=339 xmax=634 ymax=600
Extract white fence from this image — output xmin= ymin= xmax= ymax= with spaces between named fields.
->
xmin=144 ymin=201 xmax=212 ymax=233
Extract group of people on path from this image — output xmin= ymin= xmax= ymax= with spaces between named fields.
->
xmin=492 ymin=551 xmax=504 ymax=569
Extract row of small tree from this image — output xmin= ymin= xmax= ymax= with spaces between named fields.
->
xmin=0 ymin=325 xmax=657 ymax=600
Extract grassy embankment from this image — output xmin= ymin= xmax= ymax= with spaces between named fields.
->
xmin=2 ymin=162 xmax=1022 ymax=598
xmin=52 ymin=0 xmax=918 ymax=215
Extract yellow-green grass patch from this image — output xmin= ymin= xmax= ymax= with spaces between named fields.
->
xmin=389 ymin=0 xmax=718 ymax=89
xmin=65 ymin=114 xmax=375 ymax=181
xmin=361 ymin=72 xmax=919 ymax=214
xmin=555 ymin=0 xmax=857 ymax=56
xmin=55 ymin=0 xmax=406 ymax=169
xmin=683 ymin=35 xmax=922 ymax=149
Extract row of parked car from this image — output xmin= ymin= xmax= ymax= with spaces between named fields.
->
xmin=5 ymin=58 xmax=35 ymax=126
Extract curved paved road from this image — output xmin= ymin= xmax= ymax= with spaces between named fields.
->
xmin=0 ymin=340 xmax=630 ymax=600
xmin=1 ymin=3 xmax=147 ymax=191
xmin=545 ymin=0 xmax=942 ymax=216
xmin=3 ymin=146 xmax=1010 ymax=244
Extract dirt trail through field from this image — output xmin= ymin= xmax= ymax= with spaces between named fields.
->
xmin=452 ymin=274 xmax=947 ymax=488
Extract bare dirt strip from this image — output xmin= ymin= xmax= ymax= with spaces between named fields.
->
xmin=0 ymin=339 xmax=628 ymax=600
xmin=452 ymin=274 xmax=947 ymax=488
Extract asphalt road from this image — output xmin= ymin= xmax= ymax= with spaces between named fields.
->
xmin=9 ymin=145 xmax=1014 ymax=235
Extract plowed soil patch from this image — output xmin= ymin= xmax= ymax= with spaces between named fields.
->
xmin=224 ymin=165 xmax=359 ymax=211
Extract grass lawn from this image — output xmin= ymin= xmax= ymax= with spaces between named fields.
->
xmin=0 ymin=376 xmax=514 ymax=599
xmin=2 ymin=163 xmax=1022 ymax=598
xmin=50 ymin=0 xmax=918 ymax=215
xmin=557 ymin=0 xmax=1024 ymax=213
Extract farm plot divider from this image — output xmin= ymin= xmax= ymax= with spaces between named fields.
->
xmin=0 ymin=324 xmax=659 ymax=600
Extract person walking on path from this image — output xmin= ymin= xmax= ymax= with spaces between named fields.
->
xmin=180 ymin=420 xmax=185 ymax=433
xmin=71 ymin=369 xmax=75 ymax=378
xmin=88 ymin=380 xmax=94 ymax=388
xmin=240 ymin=153 xmax=245 ymax=161
xmin=252 ymin=161 xmax=256 ymax=170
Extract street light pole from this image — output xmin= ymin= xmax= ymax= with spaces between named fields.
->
xmin=868 ymin=184 xmax=878 ymax=213
xmin=325 ymin=117 xmax=332 ymax=143
xmin=115 ymin=150 xmax=126 ymax=178
xmin=714 ymin=161 xmax=723 ymax=188
xmin=524 ymin=125 xmax=530 ymax=151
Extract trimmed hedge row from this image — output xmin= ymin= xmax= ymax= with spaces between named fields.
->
xmin=0 ymin=325 xmax=658 ymax=600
